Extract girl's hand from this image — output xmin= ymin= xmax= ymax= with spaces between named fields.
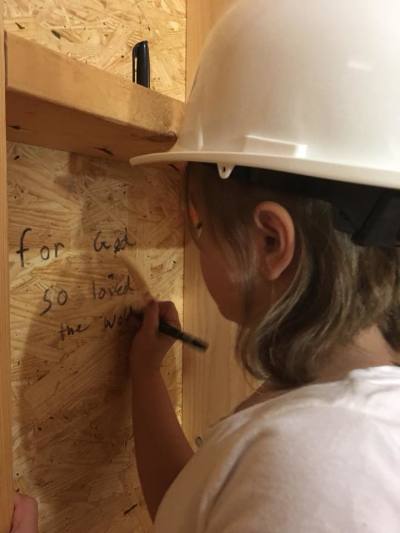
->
xmin=10 ymin=493 xmax=38 ymax=533
xmin=130 ymin=300 xmax=181 ymax=377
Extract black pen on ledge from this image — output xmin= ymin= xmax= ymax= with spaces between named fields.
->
xmin=133 ymin=41 xmax=150 ymax=88
xmin=133 ymin=311 xmax=209 ymax=352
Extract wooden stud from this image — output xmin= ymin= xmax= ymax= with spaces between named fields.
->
xmin=5 ymin=33 xmax=185 ymax=161
xmin=0 ymin=3 xmax=14 ymax=532
xmin=183 ymin=0 xmax=258 ymax=447
xmin=186 ymin=0 xmax=232 ymax=91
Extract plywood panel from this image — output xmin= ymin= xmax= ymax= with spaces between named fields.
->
xmin=5 ymin=0 xmax=186 ymax=531
xmin=0 ymin=2 xmax=14 ymax=531
xmin=183 ymin=0 xmax=258 ymax=447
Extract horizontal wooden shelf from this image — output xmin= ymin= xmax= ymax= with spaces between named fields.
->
xmin=5 ymin=32 xmax=184 ymax=161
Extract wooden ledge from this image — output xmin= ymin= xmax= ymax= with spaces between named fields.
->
xmin=5 ymin=32 xmax=184 ymax=161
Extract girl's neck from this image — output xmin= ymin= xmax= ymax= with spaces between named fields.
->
xmin=235 ymin=325 xmax=398 ymax=414
xmin=315 ymin=325 xmax=397 ymax=384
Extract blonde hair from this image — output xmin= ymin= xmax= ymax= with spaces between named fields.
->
xmin=185 ymin=162 xmax=400 ymax=387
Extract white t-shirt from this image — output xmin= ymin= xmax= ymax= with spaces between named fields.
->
xmin=154 ymin=365 xmax=400 ymax=532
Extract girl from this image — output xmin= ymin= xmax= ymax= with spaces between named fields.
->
xmin=129 ymin=0 xmax=400 ymax=531
xmin=13 ymin=1 xmax=400 ymax=530
xmin=131 ymin=164 xmax=400 ymax=532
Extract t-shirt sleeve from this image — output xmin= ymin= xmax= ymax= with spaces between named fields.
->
xmin=203 ymin=406 xmax=394 ymax=533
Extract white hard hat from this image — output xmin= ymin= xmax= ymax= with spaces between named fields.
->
xmin=130 ymin=0 xmax=400 ymax=190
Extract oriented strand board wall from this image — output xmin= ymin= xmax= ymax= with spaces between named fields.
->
xmin=183 ymin=0 xmax=259 ymax=447
xmin=5 ymin=2 xmax=185 ymax=532
xmin=4 ymin=0 xmax=185 ymax=101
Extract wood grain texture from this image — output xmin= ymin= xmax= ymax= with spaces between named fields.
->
xmin=183 ymin=0 xmax=259 ymax=447
xmin=0 ymin=2 xmax=14 ymax=531
xmin=186 ymin=0 xmax=231 ymax=91
xmin=4 ymin=0 xmax=185 ymax=102
xmin=5 ymin=0 xmax=186 ymax=531
xmin=6 ymin=32 xmax=185 ymax=161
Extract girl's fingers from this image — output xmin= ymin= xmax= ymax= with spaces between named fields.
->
xmin=129 ymin=300 xmax=180 ymax=375
xmin=131 ymin=313 xmax=142 ymax=333
xmin=134 ymin=300 xmax=181 ymax=338
xmin=159 ymin=301 xmax=181 ymax=329
xmin=141 ymin=300 xmax=159 ymax=334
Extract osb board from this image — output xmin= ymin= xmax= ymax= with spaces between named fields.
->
xmin=8 ymin=143 xmax=184 ymax=533
xmin=5 ymin=0 xmax=186 ymax=531
xmin=4 ymin=0 xmax=185 ymax=102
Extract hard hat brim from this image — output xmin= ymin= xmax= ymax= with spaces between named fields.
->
xmin=130 ymin=150 xmax=400 ymax=191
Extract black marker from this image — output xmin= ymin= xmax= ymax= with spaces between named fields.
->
xmin=132 ymin=41 xmax=150 ymax=88
xmin=133 ymin=311 xmax=208 ymax=352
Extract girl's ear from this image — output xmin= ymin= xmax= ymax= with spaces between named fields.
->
xmin=253 ymin=202 xmax=296 ymax=281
